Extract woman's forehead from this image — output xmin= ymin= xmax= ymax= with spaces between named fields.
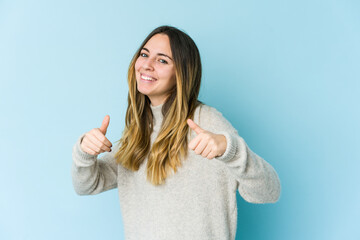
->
xmin=143 ymin=34 xmax=172 ymax=57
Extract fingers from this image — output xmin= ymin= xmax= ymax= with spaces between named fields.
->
xmin=187 ymin=119 xmax=204 ymax=135
xmin=80 ymin=129 xmax=112 ymax=156
xmin=193 ymin=138 xmax=207 ymax=155
xmin=201 ymin=145 xmax=213 ymax=159
xmin=81 ymin=142 xmax=101 ymax=156
xmin=206 ymin=151 xmax=217 ymax=159
xmin=188 ymin=131 xmax=219 ymax=160
xmin=82 ymin=135 xmax=109 ymax=155
xmin=88 ymin=129 xmax=112 ymax=150
xmin=188 ymin=135 xmax=202 ymax=150
xmin=189 ymin=138 xmax=215 ymax=159
xmin=79 ymin=115 xmax=113 ymax=156
xmin=189 ymin=135 xmax=210 ymax=156
xmin=92 ymin=128 xmax=112 ymax=148
xmin=99 ymin=115 xmax=110 ymax=135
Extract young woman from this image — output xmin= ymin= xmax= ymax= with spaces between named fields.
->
xmin=72 ymin=25 xmax=281 ymax=240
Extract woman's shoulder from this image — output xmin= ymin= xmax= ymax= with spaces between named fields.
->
xmin=195 ymin=102 xmax=224 ymax=118
xmin=194 ymin=102 xmax=235 ymax=134
xmin=195 ymin=101 xmax=217 ymax=113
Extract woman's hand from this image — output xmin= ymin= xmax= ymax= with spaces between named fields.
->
xmin=80 ymin=115 xmax=113 ymax=156
xmin=187 ymin=119 xmax=227 ymax=159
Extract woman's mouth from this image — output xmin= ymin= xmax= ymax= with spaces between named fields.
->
xmin=141 ymin=74 xmax=157 ymax=82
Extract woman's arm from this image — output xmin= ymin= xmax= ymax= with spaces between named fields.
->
xmin=71 ymin=133 xmax=118 ymax=195
xmin=203 ymin=106 xmax=281 ymax=203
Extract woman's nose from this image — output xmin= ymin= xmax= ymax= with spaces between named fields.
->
xmin=142 ymin=58 xmax=155 ymax=70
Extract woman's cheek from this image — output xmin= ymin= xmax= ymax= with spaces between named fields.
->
xmin=134 ymin=59 xmax=141 ymax=71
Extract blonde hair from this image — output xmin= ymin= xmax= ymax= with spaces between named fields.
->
xmin=114 ymin=26 xmax=202 ymax=185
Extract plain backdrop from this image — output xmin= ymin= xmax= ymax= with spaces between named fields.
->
xmin=1 ymin=0 xmax=359 ymax=239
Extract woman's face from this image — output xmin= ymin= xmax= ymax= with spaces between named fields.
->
xmin=135 ymin=33 xmax=176 ymax=106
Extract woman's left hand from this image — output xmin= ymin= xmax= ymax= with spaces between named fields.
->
xmin=187 ymin=119 xmax=227 ymax=159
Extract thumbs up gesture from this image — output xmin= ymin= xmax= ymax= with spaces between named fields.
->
xmin=187 ymin=119 xmax=227 ymax=159
xmin=80 ymin=115 xmax=113 ymax=156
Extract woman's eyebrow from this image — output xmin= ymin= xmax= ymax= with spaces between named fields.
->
xmin=142 ymin=47 xmax=173 ymax=61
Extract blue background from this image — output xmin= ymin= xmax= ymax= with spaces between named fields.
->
xmin=1 ymin=0 xmax=359 ymax=239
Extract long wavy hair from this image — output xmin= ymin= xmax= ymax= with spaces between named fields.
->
xmin=114 ymin=25 xmax=203 ymax=185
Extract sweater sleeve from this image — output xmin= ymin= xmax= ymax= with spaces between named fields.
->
xmin=71 ymin=133 xmax=118 ymax=195
xmin=205 ymin=107 xmax=281 ymax=204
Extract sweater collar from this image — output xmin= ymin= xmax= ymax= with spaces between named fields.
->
xmin=150 ymin=102 xmax=164 ymax=129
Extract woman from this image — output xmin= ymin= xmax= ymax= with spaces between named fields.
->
xmin=72 ymin=25 xmax=281 ymax=240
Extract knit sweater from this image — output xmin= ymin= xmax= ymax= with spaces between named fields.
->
xmin=71 ymin=102 xmax=281 ymax=240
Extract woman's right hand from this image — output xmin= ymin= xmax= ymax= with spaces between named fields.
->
xmin=80 ymin=115 xmax=113 ymax=156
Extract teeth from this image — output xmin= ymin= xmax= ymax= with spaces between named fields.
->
xmin=141 ymin=74 xmax=155 ymax=81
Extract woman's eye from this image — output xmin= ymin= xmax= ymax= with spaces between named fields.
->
xmin=159 ymin=59 xmax=168 ymax=64
xmin=140 ymin=53 xmax=148 ymax=57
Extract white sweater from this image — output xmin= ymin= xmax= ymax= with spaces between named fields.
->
xmin=72 ymin=102 xmax=281 ymax=240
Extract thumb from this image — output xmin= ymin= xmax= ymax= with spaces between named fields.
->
xmin=99 ymin=115 xmax=110 ymax=135
xmin=187 ymin=119 xmax=204 ymax=134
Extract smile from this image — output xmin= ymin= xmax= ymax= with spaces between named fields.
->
xmin=141 ymin=74 xmax=157 ymax=82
